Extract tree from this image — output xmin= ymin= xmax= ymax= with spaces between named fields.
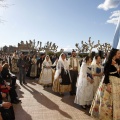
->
xmin=75 ymin=37 xmax=99 ymax=54
xmin=38 ymin=41 xmax=58 ymax=55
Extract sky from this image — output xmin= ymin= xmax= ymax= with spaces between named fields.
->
xmin=0 ymin=0 xmax=120 ymax=51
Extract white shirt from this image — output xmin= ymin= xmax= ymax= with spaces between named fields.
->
xmin=68 ymin=57 xmax=78 ymax=68
xmin=73 ymin=58 xmax=77 ymax=67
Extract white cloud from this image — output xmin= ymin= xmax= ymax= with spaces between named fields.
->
xmin=110 ymin=10 xmax=120 ymax=18
xmin=107 ymin=10 xmax=120 ymax=24
xmin=98 ymin=0 xmax=120 ymax=10
xmin=107 ymin=17 xmax=118 ymax=24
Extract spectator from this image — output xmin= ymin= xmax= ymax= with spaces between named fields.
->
xmin=1 ymin=63 xmax=17 ymax=88
xmin=0 ymin=64 xmax=21 ymax=104
xmin=0 ymin=92 xmax=15 ymax=120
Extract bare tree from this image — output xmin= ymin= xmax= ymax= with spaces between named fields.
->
xmin=75 ymin=43 xmax=83 ymax=53
xmin=97 ymin=41 xmax=112 ymax=53
xmin=102 ymin=43 xmax=112 ymax=53
xmin=38 ymin=41 xmax=58 ymax=55
xmin=76 ymin=37 xmax=99 ymax=54
xmin=18 ymin=39 xmax=58 ymax=55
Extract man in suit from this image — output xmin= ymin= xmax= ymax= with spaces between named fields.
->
xmin=17 ymin=53 xmax=27 ymax=85
xmin=68 ymin=50 xmax=80 ymax=95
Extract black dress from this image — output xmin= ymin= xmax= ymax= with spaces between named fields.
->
xmin=109 ymin=65 xmax=119 ymax=77
xmin=52 ymin=60 xmax=71 ymax=93
xmin=60 ymin=67 xmax=71 ymax=85
xmin=90 ymin=64 xmax=120 ymax=119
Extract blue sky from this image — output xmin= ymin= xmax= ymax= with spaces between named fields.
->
xmin=0 ymin=0 xmax=120 ymax=51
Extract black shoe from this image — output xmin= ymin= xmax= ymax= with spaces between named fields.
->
xmin=73 ymin=93 xmax=76 ymax=95
xmin=11 ymin=100 xmax=19 ymax=104
xmin=81 ymin=105 xmax=86 ymax=110
xmin=60 ymin=93 xmax=64 ymax=96
xmin=23 ymin=82 xmax=27 ymax=84
xmin=14 ymin=86 xmax=17 ymax=89
xmin=20 ymin=83 xmax=23 ymax=85
xmin=15 ymin=99 xmax=22 ymax=103
xmin=43 ymin=85 xmax=47 ymax=88
xmin=70 ymin=92 xmax=74 ymax=96
xmin=86 ymin=105 xmax=91 ymax=108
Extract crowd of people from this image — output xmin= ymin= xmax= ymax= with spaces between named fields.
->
xmin=0 ymin=48 xmax=120 ymax=120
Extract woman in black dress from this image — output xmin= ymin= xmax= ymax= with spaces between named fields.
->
xmin=90 ymin=48 xmax=120 ymax=120
xmin=52 ymin=53 xmax=71 ymax=95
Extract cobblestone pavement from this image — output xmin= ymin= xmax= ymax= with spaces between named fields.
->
xmin=13 ymin=79 xmax=94 ymax=120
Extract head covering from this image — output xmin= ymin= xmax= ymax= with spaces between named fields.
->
xmin=80 ymin=57 xmax=87 ymax=67
xmin=77 ymin=58 xmax=88 ymax=87
xmin=82 ymin=57 xmax=86 ymax=63
xmin=58 ymin=53 xmax=66 ymax=61
xmin=54 ymin=53 xmax=68 ymax=80
xmin=112 ymin=13 xmax=120 ymax=49
xmin=58 ymin=53 xmax=68 ymax=70
xmin=91 ymin=56 xmax=96 ymax=66
xmin=44 ymin=55 xmax=52 ymax=63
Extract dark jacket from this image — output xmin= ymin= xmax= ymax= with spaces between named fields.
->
xmin=1 ymin=68 xmax=10 ymax=80
xmin=17 ymin=58 xmax=26 ymax=69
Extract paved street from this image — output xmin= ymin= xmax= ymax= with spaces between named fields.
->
xmin=14 ymin=79 xmax=94 ymax=120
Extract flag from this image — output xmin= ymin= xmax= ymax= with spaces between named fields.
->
xmin=112 ymin=13 xmax=120 ymax=49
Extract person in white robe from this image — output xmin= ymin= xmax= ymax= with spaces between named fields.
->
xmin=74 ymin=56 xmax=93 ymax=109
xmin=38 ymin=55 xmax=53 ymax=87
xmin=91 ymin=55 xmax=104 ymax=96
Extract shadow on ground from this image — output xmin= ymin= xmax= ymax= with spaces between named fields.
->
xmin=42 ymin=85 xmax=90 ymax=116
xmin=14 ymin=84 xmax=32 ymax=120
xmin=22 ymin=84 xmax=72 ymax=119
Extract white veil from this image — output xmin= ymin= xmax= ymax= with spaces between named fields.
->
xmin=54 ymin=53 xmax=69 ymax=80
xmin=44 ymin=55 xmax=52 ymax=63
xmin=58 ymin=53 xmax=69 ymax=71
xmin=54 ymin=53 xmax=63 ymax=80
xmin=77 ymin=59 xmax=88 ymax=87
xmin=42 ymin=55 xmax=52 ymax=68
xmin=82 ymin=57 xmax=87 ymax=63
xmin=91 ymin=56 xmax=96 ymax=66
